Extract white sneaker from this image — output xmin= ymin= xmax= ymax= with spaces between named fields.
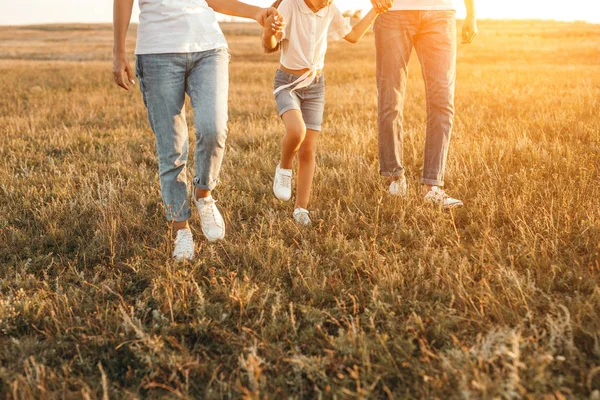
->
xmin=388 ymin=176 xmax=408 ymax=197
xmin=194 ymin=196 xmax=226 ymax=242
xmin=273 ymin=164 xmax=293 ymax=201
xmin=424 ymin=186 xmax=463 ymax=209
xmin=293 ymin=208 xmax=311 ymax=225
xmin=173 ymin=228 xmax=194 ymax=261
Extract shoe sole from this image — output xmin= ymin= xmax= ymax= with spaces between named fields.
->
xmin=424 ymin=199 xmax=464 ymax=210
xmin=274 ymin=192 xmax=292 ymax=201
xmin=273 ymin=184 xmax=291 ymax=201
xmin=444 ymin=203 xmax=464 ymax=210
xmin=202 ymin=229 xmax=225 ymax=242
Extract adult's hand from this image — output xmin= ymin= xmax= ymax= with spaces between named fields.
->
xmin=461 ymin=16 xmax=478 ymax=44
xmin=371 ymin=0 xmax=393 ymax=14
xmin=255 ymin=7 xmax=281 ymax=27
xmin=113 ymin=53 xmax=135 ymax=91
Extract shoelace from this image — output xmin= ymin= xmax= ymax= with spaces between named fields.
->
xmin=279 ymin=173 xmax=292 ymax=189
xmin=429 ymin=187 xmax=448 ymax=202
xmin=393 ymin=179 xmax=407 ymax=190
xmin=200 ymin=200 xmax=222 ymax=228
xmin=175 ymin=231 xmax=194 ymax=251
xmin=294 ymin=209 xmax=310 ymax=223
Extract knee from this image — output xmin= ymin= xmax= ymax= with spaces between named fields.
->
xmin=430 ymin=98 xmax=454 ymax=116
xmin=379 ymin=93 xmax=404 ymax=120
xmin=196 ymin=120 xmax=228 ymax=148
xmin=287 ymin=125 xmax=306 ymax=144
xmin=428 ymin=85 xmax=455 ymax=116
xmin=159 ymin=153 xmax=187 ymax=177
xmin=157 ymin=140 xmax=188 ymax=173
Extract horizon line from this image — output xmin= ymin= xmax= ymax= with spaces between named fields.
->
xmin=0 ymin=17 xmax=598 ymax=27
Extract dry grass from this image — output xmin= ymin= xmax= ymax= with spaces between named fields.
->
xmin=0 ymin=20 xmax=599 ymax=399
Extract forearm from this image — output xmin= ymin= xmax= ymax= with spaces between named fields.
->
xmin=345 ymin=9 xmax=378 ymax=43
xmin=464 ymin=0 xmax=476 ymax=18
xmin=206 ymin=0 xmax=261 ymax=21
xmin=113 ymin=0 xmax=134 ymax=55
xmin=263 ymin=29 xmax=279 ymax=50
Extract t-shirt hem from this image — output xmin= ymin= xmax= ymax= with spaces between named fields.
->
xmin=135 ymin=42 xmax=228 ymax=55
xmin=389 ymin=6 xmax=456 ymax=10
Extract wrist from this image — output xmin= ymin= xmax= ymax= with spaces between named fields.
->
xmin=113 ymin=47 xmax=127 ymax=57
xmin=252 ymin=7 xmax=264 ymax=23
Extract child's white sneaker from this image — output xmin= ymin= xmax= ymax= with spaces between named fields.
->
xmin=273 ymin=164 xmax=293 ymax=201
xmin=424 ymin=186 xmax=463 ymax=209
xmin=388 ymin=176 xmax=408 ymax=197
xmin=293 ymin=208 xmax=311 ymax=225
xmin=173 ymin=228 xmax=194 ymax=261
xmin=194 ymin=195 xmax=226 ymax=242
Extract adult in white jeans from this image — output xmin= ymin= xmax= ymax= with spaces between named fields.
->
xmin=371 ymin=0 xmax=477 ymax=208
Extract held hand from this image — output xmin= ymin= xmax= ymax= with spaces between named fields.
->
xmin=461 ymin=16 xmax=478 ymax=44
xmin=265 ymin=12 xmax=285 ymax=34
xmin=256 ymin=7 xmax=280 ymax=27
xmin=371 ymin=0 xmax=393 ymax=14
xmin=112 ymin=54 xmax=135 ymax=91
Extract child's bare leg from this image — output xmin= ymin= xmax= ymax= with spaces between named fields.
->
xmin=295 ymin=129 xmax=318 ymax=209
xmin=280 ymin=110 xmax=306 ymax=169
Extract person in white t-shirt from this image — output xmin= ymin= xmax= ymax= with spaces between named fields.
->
xmin=370 ymin=0 xmax=477 ymax=208
xmin=263 ymin=0 xmax=385 ymax=226
xmin=112 ymin=0 xmax=283 ymax=261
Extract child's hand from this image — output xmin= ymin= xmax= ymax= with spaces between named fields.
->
xmin=371 ymin=0 xmax=393 ymax=13
xmin=265 ymin=10 xmax=285 ymax=35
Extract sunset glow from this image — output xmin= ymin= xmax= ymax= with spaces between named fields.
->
xmin=0 ymin=0 xmax=598 ymax=25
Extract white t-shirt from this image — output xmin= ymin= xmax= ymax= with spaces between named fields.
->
xmin=135 ymin=0 xmax=228 ymax=55
xmin=274 ymin=0 xmax=352 ymax=94
xmin=391 ymin=0 xmax=456 ymax=11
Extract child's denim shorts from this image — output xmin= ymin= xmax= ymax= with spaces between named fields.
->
xmin=274 ymin=69 xmax=325 ymax=131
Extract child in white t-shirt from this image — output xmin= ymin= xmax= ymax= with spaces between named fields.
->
xmin=263 ymin=0 xmax=383 ymax=225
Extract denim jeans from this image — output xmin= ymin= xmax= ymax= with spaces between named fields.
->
xmin=274 ymin=69 xmax=326 ymax=131
xmin=374 ymin=11 xmax=457 ymax=186
xmin=136 ymin=48 xmax=229 ymax=222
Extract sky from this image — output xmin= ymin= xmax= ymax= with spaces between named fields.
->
xmin=0 ymin=0 xmax=598 ymax=25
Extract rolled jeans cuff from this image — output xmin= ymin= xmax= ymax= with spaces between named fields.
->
xmin=193 ymin=176 xmax=219 ymax=191
xmin=380 ymin=169 xmax=405 ymax=178
xmin=166 ymin=208 xmax=192 ymax=223
xmin=421 ymin=177 xmax=444 ymax=187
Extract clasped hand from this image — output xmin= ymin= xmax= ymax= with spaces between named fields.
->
xmin=257 ymin=7 xmax=285 ymax=35
xmin=370 ymin=0 xmax=393 ymax=14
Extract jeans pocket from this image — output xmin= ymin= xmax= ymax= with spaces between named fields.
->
xmin=375 ymin=12 xmax=397 ymax=31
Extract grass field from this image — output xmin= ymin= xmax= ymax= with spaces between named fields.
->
xmin=0 ymin=19 xmax=599 ymax=399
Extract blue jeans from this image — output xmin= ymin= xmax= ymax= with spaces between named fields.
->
xmin=136 ymin=48 xmax=229 ymax=222
xmin=374 ymin=11 xmax=457 ymax=186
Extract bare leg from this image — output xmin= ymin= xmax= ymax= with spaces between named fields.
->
xmin=280 ymin=110 xmax=306 ymax=169
xmin=195 ymin=188 xmax=210 ymax=200
xmin=173 ymin=220 xmax=190 ymax=234
xmin=388 ymin=170 xmax=406 ymax=184
xmin=295 ymin=129 xmax=318 ymax=209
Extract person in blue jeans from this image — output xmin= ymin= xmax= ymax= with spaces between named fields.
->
xmin=112 ymin=0 xmax=283 ymax=261
xmin=371 ymin=0 xmax=478 ymax=208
